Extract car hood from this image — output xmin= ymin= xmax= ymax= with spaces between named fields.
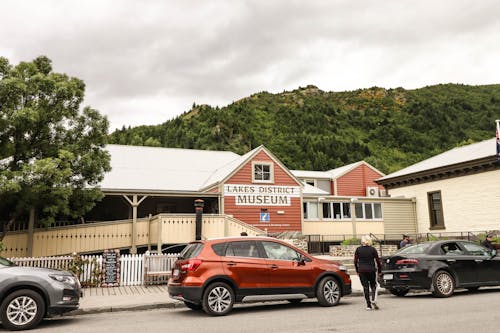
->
xmin=4 ymin=266 xmax=71 ymax=276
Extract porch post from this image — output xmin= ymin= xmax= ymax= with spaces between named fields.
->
xmin=350 ymin=199 xmax=357 ymax=238
xmin=27 ymin=208 xmax=35 ymax=257
xmin=123 ymin=194 xmax=148 ymax=254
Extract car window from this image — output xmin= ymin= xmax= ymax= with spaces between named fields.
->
xmin=179 ymin=243 xmax=204 ymax=259
xmin=462 ymin=242 xmax=490 ymax=256
xmin=397 ymin=243 xmax=432 ymax=255
xmin=261 ymin=241 xmax=301 ymax=261
xmin=225 ymin=241 xmax=260 ymax=258
xmin=0 ymin=256 xmax=15 ymax=266
xmin=441 ymin=243 xmax=464 ymax=255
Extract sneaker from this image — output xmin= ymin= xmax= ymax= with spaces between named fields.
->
xmin=366 ymin=306 xmax=372 ymax=311
xmin=372 ymin=302 xmax=379 ymax=310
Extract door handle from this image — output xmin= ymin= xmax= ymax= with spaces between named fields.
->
xmin=270 ymin=264 xmax=279 ymax=269
xmin=475 ymin=259 xmax=483 ymax=263
xmin=446 ymin=259 xmax=456 ymax=262
xmin=226 ymin=262 xmax=236 ymax=266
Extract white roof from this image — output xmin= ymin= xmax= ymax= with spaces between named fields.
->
xmin=100 ymin=145 xmax=241 ymax=192
xmin=301 ymin=182 xmax=330 ymax=195
xmin=327 ymin=161 xmax=362 ymax=179
xmin=378 ymin=138 xmax=497 ymax=181
xmin=291 ymin=170 xmax=332 ymax=179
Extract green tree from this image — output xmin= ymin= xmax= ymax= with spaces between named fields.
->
xmin=0 ymin=56 xmax=111 ymax=241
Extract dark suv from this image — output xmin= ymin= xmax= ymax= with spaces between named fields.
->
xmin=168 ymin=236 xmax=351 ymax=315
xmin=0 ymin=256 xmax=82 ymax=331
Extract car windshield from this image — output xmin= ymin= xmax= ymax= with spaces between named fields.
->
xmin=0 ymin=256 xmax=15 ymax=267
xmin=397 ymin=243 xmax=432 ymax=255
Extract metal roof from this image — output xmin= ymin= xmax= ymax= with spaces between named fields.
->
xmin=378 ymin=138 xmax=497 ymax=181
xmin=100 ymin=145 xmax=241 ymax=192
xmin=291 ymin=170 xmax=332 ymax=179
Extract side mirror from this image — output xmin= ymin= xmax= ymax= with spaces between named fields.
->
xmin=296 ymin=255 xmax=307 ymax=266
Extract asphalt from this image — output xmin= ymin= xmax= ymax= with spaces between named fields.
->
xmin=71 ymin=256 xmax=382 ymax=316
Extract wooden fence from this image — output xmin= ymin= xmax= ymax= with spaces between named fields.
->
xmin=9 ymin=253 xmax=179 ymax=287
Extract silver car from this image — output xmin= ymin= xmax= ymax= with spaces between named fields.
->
xmin=0 ymin=256 xmax=82 ymax=331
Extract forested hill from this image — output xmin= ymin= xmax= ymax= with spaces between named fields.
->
xmin=109 ymin=84 xmax=500 ymax=174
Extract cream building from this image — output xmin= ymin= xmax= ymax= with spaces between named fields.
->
xmin=377 ymin=138 xmax=500 ymax=234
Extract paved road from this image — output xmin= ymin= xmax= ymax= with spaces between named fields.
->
xmin=7 ymin=289 xmax=500 ymax=333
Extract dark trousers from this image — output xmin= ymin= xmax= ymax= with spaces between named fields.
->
xmin=358 ymin=271 xmax=377 ymax=307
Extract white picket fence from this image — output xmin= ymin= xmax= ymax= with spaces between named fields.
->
xmin=9 ymin=253 xmax=179 ymax=287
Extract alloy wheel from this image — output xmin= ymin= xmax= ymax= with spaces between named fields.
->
xmin=207 ymin=286 xmax=232 ymax=314
xmin=6 ymin=296 xmax=38 ymax=326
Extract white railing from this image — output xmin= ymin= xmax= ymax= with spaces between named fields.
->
xmin=9 ymin=253 xmax=179 ymax=287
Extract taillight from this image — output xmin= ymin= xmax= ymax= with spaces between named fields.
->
xmin=396 ymin=259 xmax=419 ymax=265
xmin=181 ymin=259 xmax=202 ymax=271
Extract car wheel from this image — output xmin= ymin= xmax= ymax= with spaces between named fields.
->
xmin=432 ymin=270 xmax=455 ymax=297
xmin=389 ymin=288 xmax=409 ymax=297
xmin=202 ymin=282 xmax=234 ymax=316
xmin=0 ymin=289 xmax=45 ymax=331
xmin=184 ymin=301 xmax=202 ymax=310
xmin=316 ymin=276 xmax=341 ymax=306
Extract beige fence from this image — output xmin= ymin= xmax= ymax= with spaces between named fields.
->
xmin=1 ymin=214 xmax=263 ymax=257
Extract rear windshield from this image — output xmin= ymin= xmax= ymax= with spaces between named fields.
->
xmin=397 ymin=243 xmax=432 ymax=255
xmin=179 ymin=243 xmax=204 ymax=259
xmin=0 ymin=256 xmax=15 ymax=266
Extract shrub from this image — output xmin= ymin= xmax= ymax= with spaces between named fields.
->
xmin=341 ymin=238 xmax=360 ymax=245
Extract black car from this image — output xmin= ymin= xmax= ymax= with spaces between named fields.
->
xmin=380 ymin=240 xmax=499 ymax=297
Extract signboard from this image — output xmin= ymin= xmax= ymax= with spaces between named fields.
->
xmin=102 ymin=249 xmax=120 ymax=287
xmin=224 ymin=184 xmax=301 ymax=206
xmin=260 ymin=212 xmax=270 ymax=222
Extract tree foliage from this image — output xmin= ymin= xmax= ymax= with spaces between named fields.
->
xmin=0 ymin=56 xmax=111 ymax=237
xmin=109 ymin=84 xmax=500 ymax=174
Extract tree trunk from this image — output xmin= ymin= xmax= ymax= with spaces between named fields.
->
xmin=0 ymin=217 xmax=16 ymax=242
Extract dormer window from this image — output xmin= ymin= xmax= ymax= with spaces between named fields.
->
xmin=253 ymin=162 xmax=273 ymax=183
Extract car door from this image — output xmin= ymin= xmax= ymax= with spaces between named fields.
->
xmin=460 ymin=242 xmax=498 ymax=283
xmin=259 ymin=240 xmax=314 ymax=290
xmin=438 ymin=242 xmax=478 ymax=285
xmin=218 ymin=240 xmax=269 ymax=290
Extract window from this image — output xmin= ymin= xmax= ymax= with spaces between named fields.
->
xmin=253 ymin=162 xmax=273 ymax=182
xmin=354 ymin=202 xmax=383 ymax=220
xmin=428 ymin=191 xmax=445 ymax=229
xmin=322 ymin=202 xmax=351 ymax=220
xmin=303 ymin=201 xmax=319 ymax=220
xmin=462 ymin=242 xmax=490 ymax=256
xmin=262 ymin=241 xmax=301 ymax=261
xmin=303 ymin=179 xmax=316 ymax=186
xmin=225 ymin=241 xmax=260 ymax=258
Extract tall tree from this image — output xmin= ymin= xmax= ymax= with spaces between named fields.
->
xmin=0 ymin=56 xmax=111 ymax=242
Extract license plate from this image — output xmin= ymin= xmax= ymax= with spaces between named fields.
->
xmin=383 ymin=274 xmax=393 ymax=280
xmin=173 ymin=269 xmax=179 ymax=277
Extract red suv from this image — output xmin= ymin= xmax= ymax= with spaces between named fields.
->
xmin=168 ymin=236 xmax=351 ymax=315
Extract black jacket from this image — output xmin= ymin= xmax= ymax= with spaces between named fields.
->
xmin=354 ymin=245 xmax=382 ymax=273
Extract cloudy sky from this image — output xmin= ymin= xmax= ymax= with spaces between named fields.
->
xmin=1 ymin=0 xmax=499 ymax=131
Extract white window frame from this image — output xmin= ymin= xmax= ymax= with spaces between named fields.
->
xmin=303 ymin=179 xmax=316 ymax=187
xmin=322 ymin=202 xmax=351 ymax=220
xmin=303 ymin=201 xmax=319 ymax=220
xmin=354 ymin=202 xmax=383 ymax=220
xmin=252 ymin=161 xmax=274 ymax=183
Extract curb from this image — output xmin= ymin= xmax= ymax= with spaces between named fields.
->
xmin=68 ymin=290 xmax=386 ymax=316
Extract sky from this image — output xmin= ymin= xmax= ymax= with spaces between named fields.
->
xmin=1 ymin=0 xmax=500 ymax=131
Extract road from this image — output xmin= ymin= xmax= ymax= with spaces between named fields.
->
xmin=5 ymin=289 xmax=500 ymax=333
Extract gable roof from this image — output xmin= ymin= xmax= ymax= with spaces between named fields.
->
xmin=377 ymin=138 xmax=497 ymax=185
xmin=100 ymin=144 xmax=241 ymax=193
xmin=200 ymin=145 xmax=302 ymax=190
xmin=291 ymin=170 xmax=332 ymax=179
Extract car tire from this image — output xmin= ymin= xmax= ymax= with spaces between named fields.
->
xmin=388 ymin=288 xmax=409 ymax=297
xmin=316 ymin=276 xmax=341 ymax=306
xmin=184 ymin=301 xmax=202 ymax=310
xmin=432 ymin=270 xmax=455 ymax=297
xmin=202 ymin=282 xmax=234 ymax=316
xmin=0 ymin=289 xmax=45 ymax=331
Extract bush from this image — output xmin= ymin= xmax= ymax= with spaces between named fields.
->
xmin=341 ymin=238 xmax=360 ymax=245
xmin=0 ymin=241 xmax=3 ymax=253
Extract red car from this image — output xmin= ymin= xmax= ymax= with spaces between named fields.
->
xmin=168 ymin=236 xmax=351 ymax=315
